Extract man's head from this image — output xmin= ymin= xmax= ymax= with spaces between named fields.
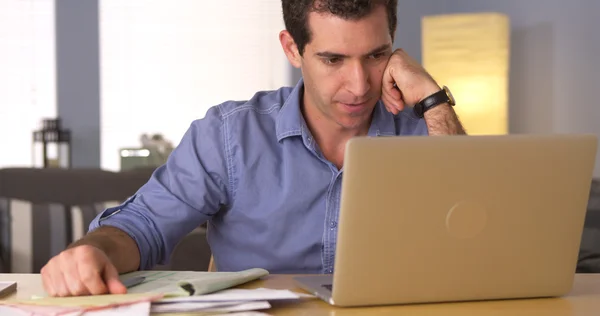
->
xmin=280 ymin=0 xmax=398 ymax=132
xmin=282 ymin=0 xmax=397 ymax=57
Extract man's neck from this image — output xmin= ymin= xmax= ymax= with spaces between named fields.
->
xmin=301 ymin=95 xmax=371 ymax=167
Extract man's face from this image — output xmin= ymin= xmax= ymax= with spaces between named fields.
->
xmin=300 ymin=5 xmax=393 ymax=131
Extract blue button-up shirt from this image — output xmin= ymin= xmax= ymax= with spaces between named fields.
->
xmin=89 ymin=79 xmax=428 ymax=274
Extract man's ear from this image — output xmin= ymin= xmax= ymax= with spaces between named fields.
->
xmin=279 ymin=30 xmax=302 ymax=68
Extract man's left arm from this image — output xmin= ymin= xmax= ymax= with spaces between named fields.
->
xmin=421 ymin=98 xmax=466 ymax=136
xmin=381 ymin=49 xmax=466 ymax=136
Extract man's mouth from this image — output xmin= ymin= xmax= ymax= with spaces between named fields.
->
xmin=339 ymin=100 xmax=370 ymax=113
xmin=339 ymin=99 xmax=370 ymax=107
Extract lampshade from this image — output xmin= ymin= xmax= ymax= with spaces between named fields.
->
xmin=422 ymin=13 xmax=510 ymax=135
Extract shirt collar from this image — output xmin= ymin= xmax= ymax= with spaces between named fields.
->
xmin=276 ymin=79 xmax=306 ymax=142
xmin=276 ymin=78 xmax=397 ymax=141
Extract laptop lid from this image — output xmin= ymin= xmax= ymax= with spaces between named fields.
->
xmin=331 ymin=134 xmax=597 ymax=307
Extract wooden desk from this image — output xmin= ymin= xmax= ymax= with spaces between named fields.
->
xmin=1 ymin=273 xmax=600 ymax=315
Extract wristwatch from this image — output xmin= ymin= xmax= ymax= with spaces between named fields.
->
xmin=413 ymin=86 xmax=456 ymax=118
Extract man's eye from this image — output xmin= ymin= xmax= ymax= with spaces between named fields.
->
xmin=323 ymin=57 xmax=341 ymax=65
xmin=369 ymin=52 xmax=386 ymax=60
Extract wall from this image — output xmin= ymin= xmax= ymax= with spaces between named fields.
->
xmin=397 ymin=0 xmax=600 ymax=177
xmin=0 ymin=0 xmax=56 ymax=169
xmin=99 ymin=0 xmax=291 ymax=171
xmin=1 ymin=1 xmax=291 ymax=273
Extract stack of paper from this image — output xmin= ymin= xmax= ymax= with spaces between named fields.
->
xmin=0 ymin=269 xmax=313 ymax=315
xmin=116 ymin=268 xmax=311 ymax=313
xmin=0 ymin=288 xmax=308 ymax=315
xmin=151 ymin=288 xmax=306 ymax=314
xmin=121 ymin=268 xmax=270 ymax=296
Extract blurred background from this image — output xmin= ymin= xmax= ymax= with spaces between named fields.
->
xmin=0 ymin=0 xmax=599 ymax=273
xmin=1 ymin=0 xmax=599 ymax=172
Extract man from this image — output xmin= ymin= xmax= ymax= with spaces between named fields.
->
xmin=41 ymin=0 xmax=465 ymax=297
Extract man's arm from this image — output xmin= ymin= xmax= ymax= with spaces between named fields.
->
xmin=381 ymin=48 xmax=467 ymax=136
xmin=68 ymin=226 xmax=140 ymax=274
xmin=40 ymin=226 xmax=140 ymax=296
xmin=87 ymin=106 xmax=231 ymax=271
xmin=423 ymin=102 xmax=466 ymax=136
xmin=41 ymin=106 xmax=231 ymax=297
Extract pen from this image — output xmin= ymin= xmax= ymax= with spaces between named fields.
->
xmin=122 ymin=276 xmax=145 ymax=288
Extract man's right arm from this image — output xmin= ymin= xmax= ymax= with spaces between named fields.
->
xmin=41 ymin=226 xmax=139 ymax=297
xmin=68 ymin=226 xmax=140 ymax=274
xmin=41 ymin=106 xmax=232 ymax=296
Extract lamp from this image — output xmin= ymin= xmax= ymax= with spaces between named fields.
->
xmin=422 ymin=13 xmax=510 ymax=135
xmin=32 ymin=118 xmax=71 ymax=168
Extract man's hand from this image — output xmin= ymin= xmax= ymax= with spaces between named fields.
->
xmin=381 ymin=48 xmax=466 ymax=135
xmin=381 ymin=48 xmax=442 ymax=115
xmin=41 ymin=245 xmax=127 ymax=297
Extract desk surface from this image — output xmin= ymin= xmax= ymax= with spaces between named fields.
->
xmin=1 ymin=273 xmax=600 ymax=315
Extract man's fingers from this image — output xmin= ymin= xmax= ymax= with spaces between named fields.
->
xmin=41 ymin=266 xmax=57 ymax=297
xmin=46 ymin=263 xmax=70 ymax=297
xmin=103 ymin=264 xmax=127 ymax=294
xmin=382 ymin=95 xmax=398 ymax=114
xmin=78 ymin=266 xmax=109 ymax=295
xmin=382 ymin=66 xmax=405 ymax=109
xmin=57 ymin=253 xmax=89 ymax=296
xmin=76 ymin=248 xmax=110 ymax=295
xmin=62 ymin=268 xmax=90 ymax=296
xmin=383 ymin=67 xmax=400 ymax=96
xmin=41 ymin=245 xmax=121 ymax=297
xmin=382 ymin=81 xmax=404 ymax=113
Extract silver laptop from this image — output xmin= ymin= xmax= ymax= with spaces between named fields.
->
xmin=294 ymin=134 xmax=597 ymax=307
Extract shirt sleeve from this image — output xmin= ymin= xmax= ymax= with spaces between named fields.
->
xmin=88 ymin=106 xmax=230 ymax=270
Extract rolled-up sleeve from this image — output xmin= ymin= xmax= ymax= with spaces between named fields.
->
xmin=88 ymin=106 xmax=230 ymax=270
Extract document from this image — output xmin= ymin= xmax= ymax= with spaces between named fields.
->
xmin=150 ymin=300 xmax=271 ymax=313
xmin=3 ymin=293 xmax=162 ymax=307
xmin=156 ymin=288 xmax=302 ymax=303
xmin=121 ymin=268 xmax=269 ymax=297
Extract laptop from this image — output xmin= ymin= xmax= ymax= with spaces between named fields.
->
xmin=294 ymin=134 xmax=598 ymax=307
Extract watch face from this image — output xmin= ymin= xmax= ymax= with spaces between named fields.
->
xmin=443 ymin=86 xmax=456 ymax=105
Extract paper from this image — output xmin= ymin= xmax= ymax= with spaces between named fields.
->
xmin=187 ymin=301 xmax=271 ymax=313
xmin=0 ymin=304 xmax=80 ymax=315
xmin=64 ymin=301 xmax=151 ymax=316
xmin=156 ymin=288 xmax=301 ymax=303
xmin=0 ymin=293 xmax=161 ymax=316
xmin=151 ymin=300 xmax=249 ymax=312
xmin=151 ymin=300 xmax=271 ymax=313
xmin=122 ymin=268 xmax=269 ymax=296
xmin=2 ymin=293 xmax=162 ymax=307
xmin=0 ymin=305 xmax=30 ymax=316
xmin=0 ymin=301 xmax=151 ymax=316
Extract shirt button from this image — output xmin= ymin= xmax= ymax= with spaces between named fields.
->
xmin=330 ymin=221 xmax=337 ymax=228
xmin=329 ymin=269 xmax=333 ymax=273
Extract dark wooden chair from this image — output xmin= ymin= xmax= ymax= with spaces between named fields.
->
xmin=0 ymin=167 xmax=155 ymax=272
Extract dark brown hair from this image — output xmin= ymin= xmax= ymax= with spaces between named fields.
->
xmin=282 ymin=0 xmax=398 ymax=56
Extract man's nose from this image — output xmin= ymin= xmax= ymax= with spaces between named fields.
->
xmin=345 ymin=62 xmax=370 ymax=98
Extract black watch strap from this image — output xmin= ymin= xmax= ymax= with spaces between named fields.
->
xmin=413 ymin=86 xmax=453 ymax=118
